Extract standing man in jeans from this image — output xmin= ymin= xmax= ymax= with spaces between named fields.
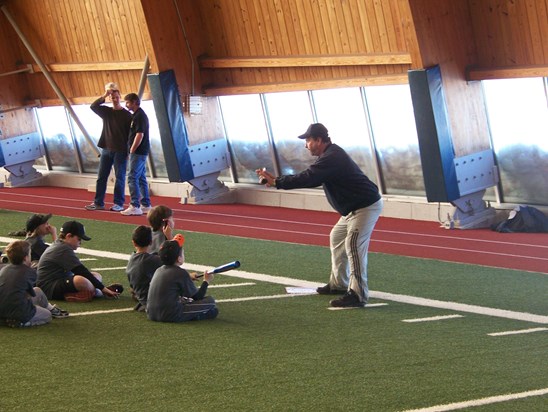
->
xmin=85 ymin=84 xmax=132 ymax=212
xmin=121 ymin=93 xmax=152 ymax=216
xmin=257 ymin=123 xmax=383 ymax=308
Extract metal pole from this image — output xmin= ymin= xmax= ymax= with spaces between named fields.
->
xmin=137 ymin=54 xmax=150 ymax=100
xmin=1 ymin=4 xmax=100 ymax=156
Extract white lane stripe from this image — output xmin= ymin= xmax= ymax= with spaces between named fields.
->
xmin=401 ymin=387 xmax=548 ymax=412
xmin=328 ymin=303 xmax=388 ymax=310
xmin=90 ymin=266 xmax=127 ymax=271
xmin=7 ymin=190 xmax=546 ymax=249
xmin=402 ymin=314 xmax=464 ymax=323
xmin=488 ymin=327 xmax=548 ymax=336
xmin=210 ymin=282 xmax=255 ymax=288
xmin=2 ymin=238 xmax=545 ymax=325
xmin=69 ymin=293 xmax=313 ymax=316
xmin=372 ymin=291 xmax=548 ymax=325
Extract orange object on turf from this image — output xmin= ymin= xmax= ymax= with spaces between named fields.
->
xmin=172 ymin=233 xmax=185 ymax=247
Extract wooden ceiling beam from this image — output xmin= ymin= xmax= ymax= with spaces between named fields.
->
xmin=29 ymin=61 xmax=145 ymax=72
xmin=466 ymin=65 xmax=548 ymax=81
xmin=199 ymin=53 xmax=412 ymax=68
xmin=202 ymin=73 xmax=409 ymax=96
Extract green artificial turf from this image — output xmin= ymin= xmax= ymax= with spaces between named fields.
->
xmin=0 ymin=210 xmax=546 ymax=411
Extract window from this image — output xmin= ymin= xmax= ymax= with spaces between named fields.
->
xmin=483 ymin=78 xmax=548 ymax=205
xmin=219 ymin=94 xmax=269 ymax=183
xmin=365 ymin=84 xmax=425 ymax=196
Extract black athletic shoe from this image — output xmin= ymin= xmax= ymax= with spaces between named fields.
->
xmin=329 ymin=290 xmax=366 ymax=308
xmin=316 ymin=284 xmax=346 ymax=295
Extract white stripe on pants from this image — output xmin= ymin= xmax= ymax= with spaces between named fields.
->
xmin=328 ymin=198 xmax=383 ymax=303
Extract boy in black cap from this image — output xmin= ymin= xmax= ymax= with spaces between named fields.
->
xmin=147 ymin=234 xmax=218 ymax=322
xmin=36 ymin=221 xmax=123 ymax=302
xmin=0 ymin=240 xmax=68 ymax=328
xmin=24 ymin=213 xmax=57 ymax=266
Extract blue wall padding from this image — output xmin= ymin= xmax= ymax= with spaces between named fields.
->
xmin=148 ymin=70 xmax=194 ymax=182
xmin=408 ymin=65 xmax=460 ymax=202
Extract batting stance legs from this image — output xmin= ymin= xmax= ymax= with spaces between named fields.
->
xmin=328 ymin=198 xmax=383 ymax=303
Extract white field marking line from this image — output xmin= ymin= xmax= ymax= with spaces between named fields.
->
xmin=488 ymin=327 xmax=548 ymax=337
xmin=79 ymin=258 xmax=97 ymax=261
xmin=1 ymin=192 xmax=546 ymax=251
xmin=372 ymin=291 xmax=548 ymax=325
xmin=327 ymin=303 xmax=388 ymax=310
xmin=90 ymin=266 xmax=127 ymax=271
xmin=2 ymin=239 xmax=546 ymax=325
xmin=68 ymin=293 xmax=314 ymax=316
xmin=209 ymin=282 xmax=255 ymax=288
xmin=402 ymin=314 xmax=464 ymax=323
xmin=401 ymin=387 xmax=548 ymax=412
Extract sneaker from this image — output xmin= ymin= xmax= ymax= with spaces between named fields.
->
xmin=329 ymin=290 xmax=366 ymax=308
xmin=133 ymin=302 xmax=146 ymax=312
xmin=141 ymin=205 xmax=152 ymax=213
xmin=50 ymin=305 xmax=69 ymax=318
xmin=120 ymin=205 xmax=143 ymax=216
xmin=85 ymin=203 xmax=105 ymax=211
xmin=109 ymin=204 xmax=124 ymax=212
xmin=317 ymin=284 xmax=346 ymax=295
xmin=106 ymin=283 xmax=124 ymax=294
xmin=64 ymin=290 xmax=95 ymax=302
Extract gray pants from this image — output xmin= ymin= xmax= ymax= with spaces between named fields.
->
xmin=28 ymin=287 xmax=52 ymax=326
xmin=328 ymin=198 xmax=383 ymax=303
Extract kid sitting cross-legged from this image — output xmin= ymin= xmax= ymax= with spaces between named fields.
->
xmin=146 ymin=234 xmax=218 ymax=323
xmin=126 ymin=225 xmax=162 ymax=312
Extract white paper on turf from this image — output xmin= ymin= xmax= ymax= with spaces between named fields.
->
xmin=285 ymin=287 xmax=318 ymax=294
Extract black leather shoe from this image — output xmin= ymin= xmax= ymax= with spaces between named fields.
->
xmin=329 ymin=290 xmax=366 ymax=308
xmin=316 ymin=284 xmax=346 ymax=295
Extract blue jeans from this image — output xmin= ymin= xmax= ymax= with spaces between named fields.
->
xmin=94 ymin=149 xmax=127 ymax=207
xmin=128 ymin=153 xmax=150 ymax=208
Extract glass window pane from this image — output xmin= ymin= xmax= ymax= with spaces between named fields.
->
xmin=36 ymin=107 xmax=78 ymax=172
xmin=483 ymin=78 xmax=548 ymax=205
xmin=70 ymin=104 xmax=102 ymax=173
xmin=365 ymin=84 xmax=425 ymax=196
xmin=219 ymin=94 xmax=269 ymax=183
xmin=264 ymin=91 xmax=313 ymax=175
xmin=312 ymin=88 xmax=378 ymax=184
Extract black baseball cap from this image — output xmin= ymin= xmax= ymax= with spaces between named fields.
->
xmin=26 ymin=213 xmax=52 ymax=233
xmin=60 ymin=221 xmax=91 ymax=241
xmin=298 ymin=123 xmax=329 ymax=140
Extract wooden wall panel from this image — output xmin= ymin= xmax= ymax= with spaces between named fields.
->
xmin=469 ymin=0 xmax=548 ymax=67
xmin=195 ymin=0 xmax=418 ymax=94
xmin=1 ymin=0 xmax=151 ymax=106
xmin=408 ymin=0 xmax=490 ymax=156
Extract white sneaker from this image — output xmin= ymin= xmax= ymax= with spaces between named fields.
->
xmin=141 ymin=205 xmax=152 ymax=213
xmin=121 ymin=205 xmax=143 ymax=216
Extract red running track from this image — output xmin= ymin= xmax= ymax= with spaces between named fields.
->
xmin=0 ymin=186 xmax=547 ymax=273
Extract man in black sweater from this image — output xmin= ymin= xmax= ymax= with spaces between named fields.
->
xmin=257 ymin=123 xmax=383 ymax=308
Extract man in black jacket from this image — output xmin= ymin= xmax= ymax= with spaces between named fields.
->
xmin=257 ymin=123 xmax=383 ymax=308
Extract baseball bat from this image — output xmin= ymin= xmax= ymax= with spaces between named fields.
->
xmin=194 ymin=260 xmax=241 ymax=278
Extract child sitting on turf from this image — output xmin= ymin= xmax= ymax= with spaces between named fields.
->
xmin=147 ymin=205 xmax=174 ymax=254
xmin=146 ymin=234 xmax=218 ymax=323
xmin=126 ymin=225 xmax=162 ymax=312
xmin=24 ymin=213 xmax=58 ymax=267
xmin=36 ymin=221 xmax=123 ymax=302
xmin=0 ymin=240 xmax=69 ymax=328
